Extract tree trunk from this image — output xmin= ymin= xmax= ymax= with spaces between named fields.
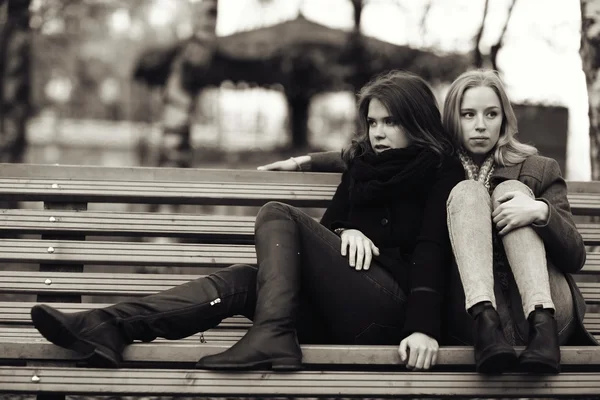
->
xmin=158 ymin=0 xmax=218 ymax=168
xmin=287 ymin=94 xmax=309 ymax=149
xmin=0 ymin=0 xmax=30 ymax=164
xmin=580 ymin=0 xmax=600 ymax=179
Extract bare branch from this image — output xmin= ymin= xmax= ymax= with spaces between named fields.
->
xmin=473 ymin=0 xmax=489 ymax=68
xmin=490 ymin=0 xmax=518 ymax=70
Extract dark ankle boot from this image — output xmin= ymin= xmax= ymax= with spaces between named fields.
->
xmin=519 ymin=306 xmax=560 ymax=374
xmin=31 ymin=264 xmax=258 ymax=367
xmin=196 ymin=216 xmax=302 ymax=371
xmin=471 ymin=302 xmax=518 ymax=374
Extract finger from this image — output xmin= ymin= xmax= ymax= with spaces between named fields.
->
xmin=431 ymin=348 xmax=438 ymax=367
xmin=422 ymin=348 xmax=432 ymax=370
xmin=257 ymin=161 xmax=281 ymax=171
xmin=348 ymin=237 xmax=357 ymax=267
xmin=398 ymin=339 xmax=408 ymax=363
xmin=355 ymin=241 xmax=365 ymax=270
xmin=496 ymin=192 xmax=514 ymax=203
xmin=414 ymin=348 xmax=426 ymax=371
xmin=407 ymin=344 xmax=418 ymax=369
xmin=370 ymin=242 xmax=380 ymax=256
xmin=340 ymin=235 xmax=348 ymax=257
xmin=363 ymin=243 xmax=372 ymax=270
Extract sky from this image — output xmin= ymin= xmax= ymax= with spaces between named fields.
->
xmin=215 ymin=0 xmax=589 ymax=179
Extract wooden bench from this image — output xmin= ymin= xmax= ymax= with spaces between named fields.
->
xmin=1 ymin=163 xmax=600 ymax=398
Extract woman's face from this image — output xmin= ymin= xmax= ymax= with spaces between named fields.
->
xmin=459 ymin=86 xmax=503 ymax=164
xmin=367 ymin=98 xmax=411 ymax=154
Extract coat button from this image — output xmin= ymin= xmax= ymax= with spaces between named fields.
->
xmin=381 ymin=218 xmax=389 ymax=226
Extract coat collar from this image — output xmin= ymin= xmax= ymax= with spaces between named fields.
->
xmin=491 ymin=162 xmax=523 ymax=182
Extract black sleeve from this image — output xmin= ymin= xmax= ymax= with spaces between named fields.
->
xmin=309 ymin=151 xmax=346 ymax=173
xmin=319 ymin=170 xmax=352 ymax=230
xmin=401 ymin=158 xmax=464 ymax=341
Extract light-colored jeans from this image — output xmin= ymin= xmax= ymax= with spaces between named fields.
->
xmin=446 ymin=180 xmax=555 ymax=318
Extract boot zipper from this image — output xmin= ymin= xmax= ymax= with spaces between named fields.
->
xmin=200 ymin=298 xmax=221 ymax=344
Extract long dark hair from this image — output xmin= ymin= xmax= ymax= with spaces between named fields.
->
xmin=342 ymin=70 xmax=454 ymax=165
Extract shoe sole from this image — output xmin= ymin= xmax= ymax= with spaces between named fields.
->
xmin=519 ymin=357 xmax=560 ymax=374
xmin=31 ymin=305 xmax=120 ymax=368
xmin=477 ymin=349 xmax=519 ymax=374
xmin=196 ymin=357 xmax=302 ymax=371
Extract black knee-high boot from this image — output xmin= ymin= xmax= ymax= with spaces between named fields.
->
xmin=471 ymin=301 xmax=518 ymax=374
xmin=196 ymin=218 xmax=302 ymax=371
xmin=31 ymin=264 xmax=257 ymax=367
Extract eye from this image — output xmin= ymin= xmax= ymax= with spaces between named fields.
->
xmin=461 ymin=112 xmax=474 ymax=119
xmin=385 ymin=118 xmax=396 ymax=126
xmin=487 ymin=111 xmax=499 ymax=118
xmin=368 ymin=119 xmax=376 ymax=128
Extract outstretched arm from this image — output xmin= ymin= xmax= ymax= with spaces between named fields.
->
xmin=258 ymin=151 xmax=345 ymax=172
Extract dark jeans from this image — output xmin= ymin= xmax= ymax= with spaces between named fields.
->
xmin=119 ymin=202 xmax=407 ymax=346
xmin=253 ymin=201 xmax=407 ymax=345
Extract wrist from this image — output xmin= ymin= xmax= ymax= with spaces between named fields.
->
xmin=534 ymin=200 xmax=549 ymax=224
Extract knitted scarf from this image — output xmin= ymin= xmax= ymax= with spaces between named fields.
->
xmin=457 ymin=149 xmax=495 ymax=191
xmin=347 ymin=146 xmax=441 ymax=205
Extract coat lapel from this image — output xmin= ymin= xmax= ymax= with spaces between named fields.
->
xmin=491 ymin=162 xmax=523 ymax=186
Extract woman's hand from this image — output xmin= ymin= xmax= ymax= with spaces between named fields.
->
xmin=339 ymin=229 xmax=380 ymax=270
xmin=398 ymin=332 xmax=439 ymax=371
xmin=257 ymin=156 xmax=310 ymax=171
xmin=492 ymin=191 xmax=549 ymax=235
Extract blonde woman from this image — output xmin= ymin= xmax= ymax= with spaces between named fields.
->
xmin=262 ymin=69 xmax=597 ymax=375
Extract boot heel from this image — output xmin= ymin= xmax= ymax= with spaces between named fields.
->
xmin=271 ymin=357 xmax=302 ymax=371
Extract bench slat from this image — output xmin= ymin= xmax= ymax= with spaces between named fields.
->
xmin=1 ymin=240 xmax=600 ymax=274
xmin=0 ymin=302 xmax=251 ymax=328
xmin=0 ymin=178 xmax=336 ymax=207
xmin=1 ymin=302 xmax=598 ymax=334
xmin=1 ymin=337 xmax=600 ymax=365
xmin=3 ymin=272 xmax=600 ymax=306
xmin=0 ymin=239 xmax=256 ymax=266
xmin=3 ymin=367 xmax=600 ymax=396
xmin=4 ymin=209 xmax=600 ymax=246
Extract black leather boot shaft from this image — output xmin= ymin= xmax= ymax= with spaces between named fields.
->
xmin=31 ymin=266 xmax=255 ymax=368
xmin=196 ymin=217 xmax=302 ymax=370
xmin=519 ymin=306 xmax=560 ymax=374
xmin=472 ymin=303 xmax=518 ymax=374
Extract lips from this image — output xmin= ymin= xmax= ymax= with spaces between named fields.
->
xmin=374 ymin=145 xmax=389 ymax=150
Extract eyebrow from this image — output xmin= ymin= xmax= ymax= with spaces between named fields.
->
xmin=460 ymin=106 xmax=500 ymax=111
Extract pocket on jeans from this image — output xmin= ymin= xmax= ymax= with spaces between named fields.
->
xmin=354 ymin=323 xmax=402 ymax=345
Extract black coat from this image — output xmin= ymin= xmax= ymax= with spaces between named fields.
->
xmin=319 ymin=155 xmax=464 ymax=341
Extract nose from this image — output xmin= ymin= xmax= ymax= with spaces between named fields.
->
xmin=475 ymin=115 xmax=486 ymax=132
xmin=373 ymin=124 xmax=386 ymax=138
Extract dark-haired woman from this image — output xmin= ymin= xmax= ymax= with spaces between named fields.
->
xmin=31 ymin=70 xmax=463 ymax=372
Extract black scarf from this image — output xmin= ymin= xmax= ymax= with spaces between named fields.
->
xmin=347 ymin=146 xmax=441 ymax=205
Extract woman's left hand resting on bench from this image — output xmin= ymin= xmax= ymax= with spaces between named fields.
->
xmin=400 ymin=332 xmax=439 ymax=371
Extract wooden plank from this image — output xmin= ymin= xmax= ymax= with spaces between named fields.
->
xmin=3 ymin=272 xmax=600 ymax=305
xmin=0 ymin=163 xmax=342 ymax=185
xmin=0 ymin=336 xmax=599 ymax=365
xmin=0 ymin=209 xmax=257 ymax=242
xmin=3 ymin=367 xmax=600 ymax=396
xmin=0 ymin=178 xmax=336 ymax=207
xmin=3 ymin=209 xmax=600 ymax=245
xmin=0 ymin=240 xmax=599 ymax=273
xmin=0 ymin=239 xmax=256 ymax=266
xmin=1 ymin=301 xmax=598 ymax=334
xmin=0 ymin=302 xmax=251 ymax=328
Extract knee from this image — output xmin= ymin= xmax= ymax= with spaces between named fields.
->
xmin=447 ymin=180 xmax=490 ymax=211
xmin=255 ymin=201 xmax=292 ymax=227
xmin=491 ymin=180 xmax=533 ymax=207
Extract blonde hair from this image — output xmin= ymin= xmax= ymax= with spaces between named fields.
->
xmin=442 ymin=69 xmax=537 ymax=166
